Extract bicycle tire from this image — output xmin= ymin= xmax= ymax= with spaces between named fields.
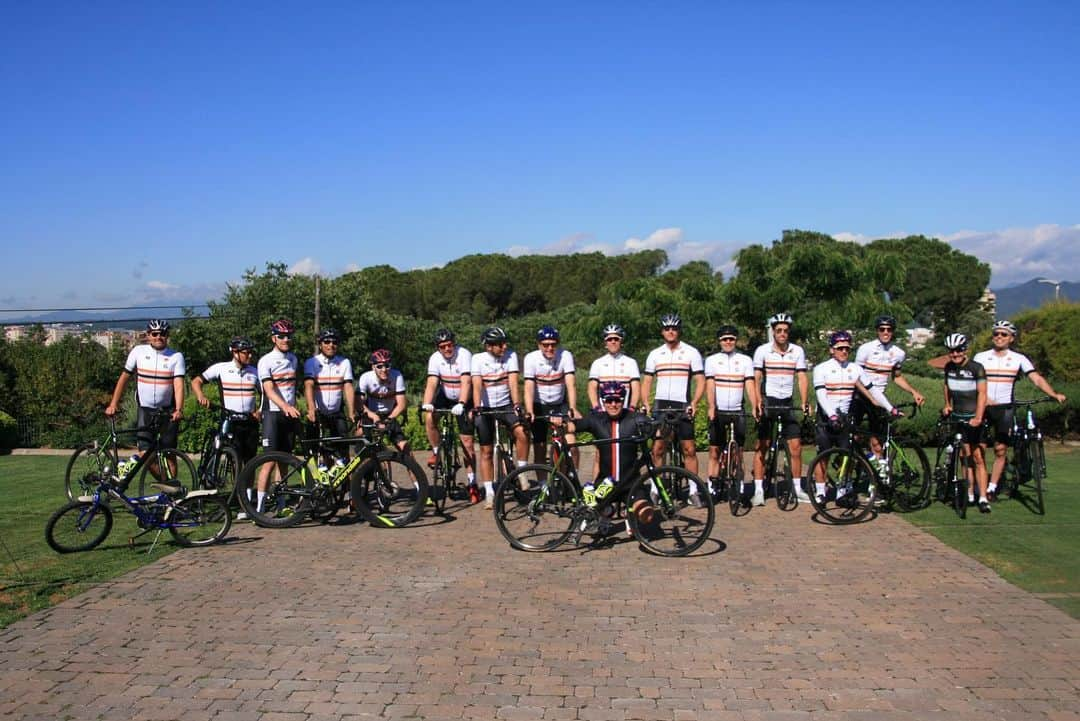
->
xmin=351 ymin=452 xmax=429 ymax=527
xmin=236 ymin=452 xmax=312 ymax=528
xmin=45 ymin=501 xmax=113 ymax=553
xmin=888 ymin=440 xmax=930 ymax=512
xmin=949 ymin=450 xmax=967 ymax=519
xmin=64 ymin=442 xmax=118 ymax=501
xmin=431 ymin=440 xmax=457 ymax=515
xmin=202 ymin=446 xmax=241 ymax=501
xmin=1031 ymin=437 xmax=1046 ymax=515
xmin=169 ymin=494 xmax=232 ymax=547
xmin=771 ymin=443 xmax=797 ymax=511
xmin=723 ymin=440 xmax=745 ymax=516
xmin=493 ymin=464 xmax=577 ymax=551
xmin=135 ymin=448 xmax=198 ymax=498
xmin=628 ymin=466 xmax=715 ymax=556
xmin=807 ymin=448 xmax=876 ymax=524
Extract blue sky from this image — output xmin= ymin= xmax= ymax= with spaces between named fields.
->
xmin=2 ymin=1 xmax=1078 ymax=315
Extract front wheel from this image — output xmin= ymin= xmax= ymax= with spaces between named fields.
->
xmin=236 ymin=452 xmax=312 ymax=528
xmin=351 ymin=452 xmax=428 ymax=527
xmin=722 ymin=441 xmax=747 ymax=517
xmin=770 ymin=443 xmax=797 ymax=511
xmin=627 ymin=466 xmax=715 ymax=556
xmin=136 ymin=448 xmax=198 ymax=498
xmin=806 ymin=448 xmax=876 ymax=524
xmin=45 ymin=501 xmax=113 ymax=553
xmin=949 ymin=451 xmax=967 ymax=519
xmin=64 ymin=443 xmax=118 ymax=501
xmin=1031 ymin=438 xmax=1046 ymax=515
xmin=494 ymin=464 xmax=578 ymax=551
xmin=202 ymin=446 xmax=241 ymax=501
xmin=888 ymin=441 xmax=930 ymax=512
xmin=431 ymin=441 xmax=458 ymax=515
xmin=169 ymin=494 xmax=232 ymax=546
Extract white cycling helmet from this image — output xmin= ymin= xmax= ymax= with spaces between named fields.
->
xmin=993 ymin=320 xmax=1017 ymax=336
xmin=602 ymin=323 xmax=626 ymax=340
xmin=944 ymin=333 xmax=968 ymax=351
xmin=769 ymin=312 xmax=793 ymax=327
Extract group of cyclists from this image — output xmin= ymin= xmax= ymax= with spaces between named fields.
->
xmin=102 ymin=310 xmax=1066 ymax=520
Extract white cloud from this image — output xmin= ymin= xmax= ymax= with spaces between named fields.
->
xmin=940 ymin=224 xmax=1080 ymax=287
xmin=287 ymin=257 xmax=322 ymax=276
xmin=146 ymin=280 xmax=178 ymax=291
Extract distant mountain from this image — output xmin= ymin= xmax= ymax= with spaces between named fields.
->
xmin=992 ymin=278 xmax=1078 ymax=319
xmin=0 ymin=305 xmax=210 ymax=327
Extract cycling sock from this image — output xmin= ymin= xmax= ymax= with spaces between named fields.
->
xmin=516 ymin=459 xmax=526 ymax=468
xmin=987 ymin=481 xmax=997 ymax=493
xmin=754 ymin=479 xmax=764 ymax=494
xmin=816 ymin=482 xmax=826 ymax=497
xmin=467 ymin=472 xmax=475 ymax=484
xmin=256 ymin=491 xmax=266 ymax=512
xmin=484 ymin=481 xmax=494 ymax=497
xmin=432 ymin=445 xmax=439 ymax=454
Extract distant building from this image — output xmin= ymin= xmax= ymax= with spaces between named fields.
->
xmin=2 ymin=324 xmax=138 ymax=350
xmin=906 ymin=327 xmax=935 ymax=349
xmin=980 ymin=287 xmax=997 ymax=316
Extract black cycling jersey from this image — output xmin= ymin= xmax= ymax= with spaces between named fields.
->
xmin=572 ymin=410 xmax=649 ymax=484
xmin=944 ymin=359 xmax=986 ymax=416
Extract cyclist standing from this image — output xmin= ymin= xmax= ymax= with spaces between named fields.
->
xmin=704 ymin=325 xmax=758 ymax=501
xmin=587 ymin=324 xmax=641 ymax=411
xmin=471 ymin=327 xmax=529 ymax=508
xmin=255 ymin=318 xmax=302 ymax=514
xmin=523 ymin=325 xmax=580 ymax=464
xmin=105 ymin=319 xmax=186 ymax=481
xmin=973 ymin=320 xmax=1066 ymax=501
xmin=303 ymin=328 xmax=357 ymax=443
xmin=420 ymin=328 xmax=475 ymax=486
xmin=355 ymin=349 xmax=410 ymax=454
xmin=641 ymin=313 xmax=705 ymax=489
xmin=191 ymin=335 xmax=261 ymax=465
xmin=942 ymin=333 xmax=991 ymax=513
xmin=751 ymin=313 xmax=811 ymax=506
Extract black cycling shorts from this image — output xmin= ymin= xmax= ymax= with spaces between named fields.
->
xmin=708 ymin=412 xmax=746 ymax=447
xmin=136 ymin=406 xmax=178 ymax=451
xmin=985 ymin=406 xmax=1014 ymax=444
xmin=262 ymin=412 xmax=299 ymax=452
xmin=653 ymin=400 xmax=695 ymax=442
xmin=434 ymin=389 xmax=475 ymax=435
xmin=758 ymin=399 xmax=801 ymax=441
xmin=529 ymin=401 xmax=570 ymax=439
xmin=475 ymin=405 xmax=523 ymax=445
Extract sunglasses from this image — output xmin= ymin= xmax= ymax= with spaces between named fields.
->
xmin=948 ymin=349 xmax=967 ymax=355
xmin=833 ymin=346 xmax=852 ymax=352
xmin=148 ymin=331 xmax=167 ymax=338
xmin=604 ymin=337 xmax=622 ymax=343
xmin=602 ymin=397 xmax=624 ymax=404
xmin=321 ymin=340 xmax=338 ymax=344
xmin=719 ymin=336 xmax=737 ymax=342
xmin=662 ymin=326 xmax=679 ymax=331
xmin=992 ymin=332 xmax=1012 ymax=338
xmin=373 ymin=363 xmax=390 ymax=370
xmin=274 ymin=333 xmax=292 ymax=340
xmin=539 ymin=341 xmax=558 ymax=348
xmin=437 ymin=342 xmax=454 ymax=349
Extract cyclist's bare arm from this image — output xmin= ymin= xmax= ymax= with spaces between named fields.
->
xmin=191 ymin=375 xmax=210 ymax=408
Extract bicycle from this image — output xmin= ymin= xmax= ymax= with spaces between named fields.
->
xmin=930 ymin=415 xmax=974 ymax=519
xmin=652 ymin=408 xmax=688 ymax=469
xmin=235 ymin=422 xmax=428 ymax=528
xmin=426 ymin=407 xmax=468 ymax=514
xmin=997 ymin=397 xmax=1054 ymax=515
xmin=805 ymin=413 xmax=879 ymax=523
xmin=755 ymin=404 xmax=803 ymax=511
xmin=473 ymin=407 xmax=518 ymax=491
xmin=192 ymin=403 xmax=256 ymax=502
xmin=46 ymin=460 xmax=230 ymax=553
xmin=492 ymin=417 xmax=715 ymax=557
xmin=708 ymin=411 xmax=750 ymax=517
xmin=860 ymin=402 xmax=931 ymax=513
xmin=64 ymin=411 xmax=197 ymax=501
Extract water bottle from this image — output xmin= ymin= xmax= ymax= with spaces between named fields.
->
xmin=582 ymin=482 xmax=597 ymax=507
xmin=119 ymin=453 xmax=140 ymax=478
xmin=317 ymin=461 xmax=329 ymax=481
xmin=1026 ymin=409 xmax=1036 ymax=430
xmin=331 ymin=458 xmax=346 ymax=479
xmin=595 ymin=477 xmax=615 ymax=500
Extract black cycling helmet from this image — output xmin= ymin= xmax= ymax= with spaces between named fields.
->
xmin=536 ymin=325 xmax=560 ymax=342
xmin=481 ymin=326 xmax=507 ymax=345
xmin=434 ymin=328 xmax=455 ymax=345
xmin=598 ymin=380 xmax=627 ymax=402
xmin=716 ymin=324 xmax=739 ymax=340
xmin=875 ymin=314 xmax=897 ymax=330
xmin=602 ymin=323 xmax=626 ymax=340
xmin=829 ymin=330 xmax=853 ymax=347
xmin=229 ymin=336 xmax=254 ymax=352
xmin=659 ymin=313 xmax=682 ymax=328
xmin=270 ymin=318 xmax=294 ymax=336
xmin=146 ymin=319 xmax=170 ymax=334
xmin=318 ymin=327 xmax=340 ymax=343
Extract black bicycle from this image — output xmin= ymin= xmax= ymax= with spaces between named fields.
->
xmin=709 ymin=411 xmax=750 ymax=517
xmin=930 ymin=415 xmax=972 ymax=519
xmin=756 ymin=404 xmax=803 ymax=511
xmin=192 ymin=403 xmax=256 ymax=502
xmin=997 ymin=397 xmax=1054 ymax=515
xmin=425 ymin=408 xmax=468 ymax=515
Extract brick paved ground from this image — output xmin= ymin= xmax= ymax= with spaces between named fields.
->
xmin=2 ymin=453 xmax=1079 ymax=720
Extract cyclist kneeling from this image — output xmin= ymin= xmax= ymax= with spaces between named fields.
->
xmin=355 ymin=349 xmax=410 ymax=454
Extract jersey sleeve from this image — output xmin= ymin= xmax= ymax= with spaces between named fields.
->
xmin=690 ymin=348 xmax=704 ymax=374
xmin=522 ymin=352 xmax=538 ymax=381
xmin=172 ymin=352 xmax=186 ymax=377
xmin=794 ymin=346 xmax=808 ymax=372
xmin=302 ymin=357 xmax=318 ymax=381
xmin=426 ymin=352 xmax=441 ymax=378
xmin=394 ymin=370 xmax=406 ymax=394
xmin=199 ymin=362 xmax=221 ymax=383
xmin=1018 ymin=353 xmax=1036 ymax=376
xmin=562 ymin=351 xmax=575 ymax=374
xmin=644 ymin=349 xmax=658 ymax=375
xmin=123 ymin=346 xmax=139 ymax=373
xmin=752 ymin=345 xmax=765 ymax=371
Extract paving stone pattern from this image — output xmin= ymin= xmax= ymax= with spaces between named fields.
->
xmin=2 ymin=457 xmax=1079 ymax=720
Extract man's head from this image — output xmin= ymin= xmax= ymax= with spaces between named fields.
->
xmin=229 ymin=336 xmax=255 ymax=363
xmin=659 ymin=313 xmax=681 ymax=344
xmin=146 ymin=319 xmax=169 ymax=349
xmin=944 ymin=333 xmax=969 ymax=362
xmin=536 ymin=325 xmax=559 ymax=359
xmin=875 ymin=314 xmax=896 ymax=343
xmin=716 ymin=324 xmax=738 ymax=350
xmin=318 ymin=328 xmax=341 ymax=356
xmin=269 ymin=318 xmax=294 ymax=351
xmin=769 ymin=313 xmax=793 ymax=343
xmin=598 ymin=380 xmax=627 ymax=418
xmin=369 ymin=348 xmax=392 ymax=378
xmin=602 ymin=324 xmax=626 ymax=353
xmin=481 ymin=326 xmax=508 ymax=357
xmin=992 ymin=320 xmax=1017 ymax=349
xmin=434 ymin=328 xmax=456 ymax=358
xmin=828 ymin=330 xmax=853 ymax=360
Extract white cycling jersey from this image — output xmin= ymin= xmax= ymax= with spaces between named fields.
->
xmin=704 ymin=351 xmax=754 ymax=412
xmin=257 ymin=349 xmax=299 ymax=412
xmin=855 ymin=339 xmax=906 ymax=391
xmin=523 ymin=348 xmax=575 ymax=405
xmin=426 ymin=346 xmax=472 ymax=401
xmin=644 ymin=342 xmax=704 ymax=404
xmin=124 ymin=344 xmax=186 ymax=409
xmin=813 ymin=358 xmax=892 ymax=417
xmin=588 ymin=353 xmax=641 ymax=395
xmin=304 ymin=353 xmax=354 ymax=414
xmin=752 ymin=343 xmax=807 ymax=400
xmin=199 ymin=361 xmax=258 ymax=414
xmin=472 ymin=349 xmax=519 ymax=408
xmin=356 ymin=369 xmax=406 ymax=415
xmin=972 ymin=349 xmax=1035 ymax=405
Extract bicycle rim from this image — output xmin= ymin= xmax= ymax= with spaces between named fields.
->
xmin=236 ymin=452 xmax=312 ymax=527
xmin=45 ymin=501 xmax=113 ymax=553
xmin=807 ymin=448 xmax=875 ymax=524
xmin=136 ymin=448 xmax=197 ymax=498
xmin=494 ymin=464 xmax=577 ymax=551
xmin=169 ymin=494 xmax=232 ymax=546
xmin=628 ymin=466 xmax=715 ymax=556
xmin=352 ymin=453 xmax=428 ymax=527
xmin=773 ymin=443 xmax=797 ymax=511
xmin=1032 ymin=439 xmax=1046 ymax=515
xmin=64 ymin=443 xmax=117 ymax=501
xmin=889 ymin=442 xmax=930 ymax=512
xmin=724 ymin=441 xmax=745 ymax=516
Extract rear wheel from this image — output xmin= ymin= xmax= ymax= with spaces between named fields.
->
xmin=628 ymin=466 xmax=715 ymax=556
xmin=351 ymin=452 xmax=428 ymax=527
xmin=45 ymin=501 xmax=113 ymax=553
xmin=136 ymin=449 xmax=197 ymax=498
xmin=807 ymin=448 xmax=876 ymax=524
xmin=888 ymin=441 xmax=930 ymax=512
xmin=494 ymin=464 xmax=577 ymax=551
xmin=202 ymin=447 xmax=241 ymax=501
xmin=431 ymin=440 xmax=458 ymax=515
xmin=1031 ymin=438 xmax=1046 ymax=515
xmin=64 ymin=443 xmax=118 ymax=501
xmin=950 ymin=451 xmax=967 ymax=519
xmin=236 ymin=452 xmax=312 ymax=528
xmin=771 ymin=443 xmax=797 ymax=511
xmin=169 ymin=494 xmax=232 ymax=546
xmin=723 ymin=441 xmax=746 ymax=517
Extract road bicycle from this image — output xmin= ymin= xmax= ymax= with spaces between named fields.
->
xmin=860 ymin=402 xmax=931 ymax=512
xmin=652 ymin=408 xmax=688 ymax=469
xmin=930 ymin=415 xmax=974 ymax=519
xmin=192 ymin=403 xmax=256 ymax=503
xmin=492 ymin=417 xmax=715 ymax=557
xmin=425 ymin=407 xmax=469 ymax=514
xmin=996 ymin=397 xmax=1053 ymax=515
xmin=64 ymin=411 xmax=197 ymax=501
xmin=805 ymin=414 xmax=879 ymax=523
xmin=235 ymin=422 xmax=428 ymax=528
xmin=472 ymin=407 xmax=518 ymax=496
xmin=708 ymin=411 xmax=750 ymax=517
xmin=756 ymin=404 xmax=803 ymax=511
xmin=47 ymin=458 xmax=229 ymax=553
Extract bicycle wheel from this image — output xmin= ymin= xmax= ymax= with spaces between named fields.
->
xmin=64 ymin=443 xmax=118 ymax=501
xmin=203 ymin=447 xmax=241 ymax=500
xmin=806 ymin=448 xmax=876 ymax=524
xmin=235 ymin=451 xmax=312 ymax=528
xmin=949 ymin=451 xmax=967 ymax=519
xmin=135 ymin=448 xmax=197 ymax=498
xmin=771 ymin=443 xmax=797 ymax=511
xmin=723 ymin=441 xmax=746 ymax=516
xmin=431 ymin=441 xmax=457 ymax=515
xmin=351 ymin=452 xmax=428 ymax=527
xmin=888 ymin=440 xmax=930 ymax=512
xmin=493 ymin=464 xmax=577 ymax=551
xmin=45 ymin=501 xmax=113 ymax=553
xmin=169 ymin=494 xmax=232 ymax=547
xmin=1031 ymin=438 xmax=1046 ymax=515
xmin=628 ymin=466 xmax=715 ymax=556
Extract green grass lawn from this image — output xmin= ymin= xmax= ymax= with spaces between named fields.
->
xmin=0 ymin=456 xmax=177 ymax=627
xmin=901 ymin=443 xmax=1080 ymax=619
